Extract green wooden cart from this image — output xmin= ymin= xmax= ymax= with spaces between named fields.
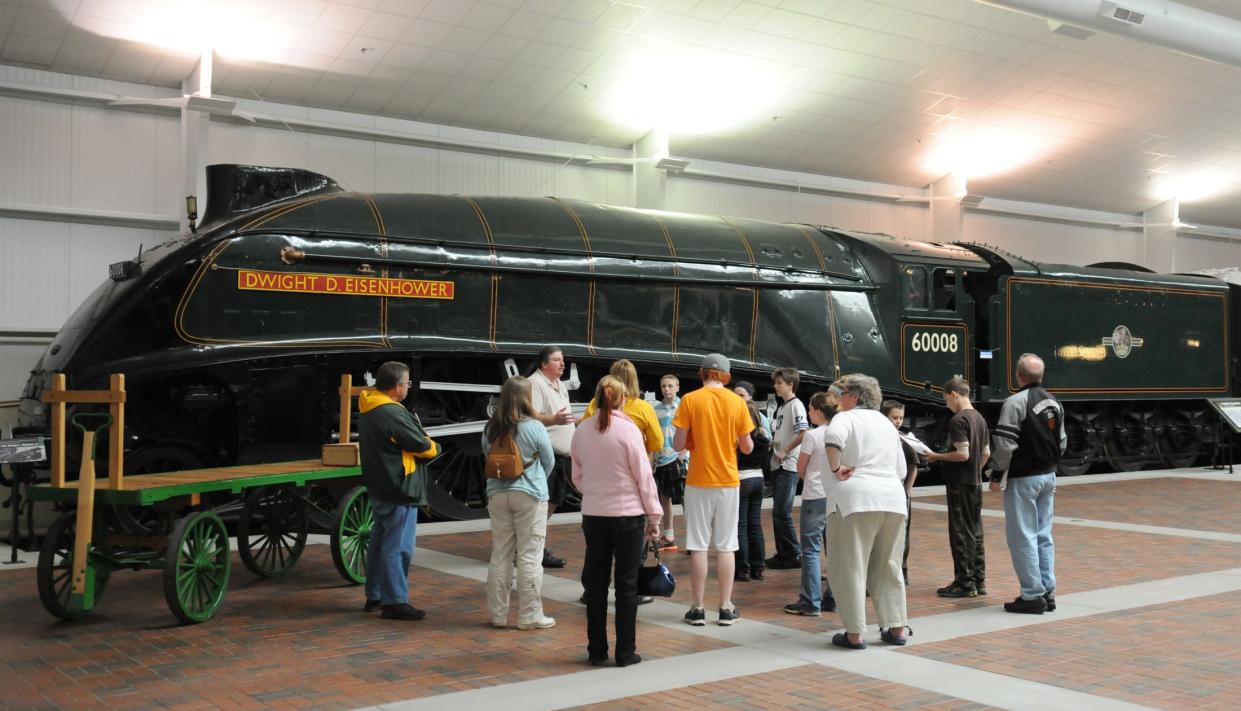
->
xmin=29 ymin=374 xmax=377 ymax=624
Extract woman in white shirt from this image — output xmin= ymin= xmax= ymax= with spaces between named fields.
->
xmin=822 ymin=374 xmax=910 ymax=649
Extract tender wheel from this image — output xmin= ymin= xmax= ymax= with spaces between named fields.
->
xmin=238 ymin=486 xmax=309 ymax=577
xmin=331 ymin=486 xmax=372 ymax=585
xmin=37 ymin=512 xmax=109 ymax=620
xmin=1057 ymin=412 xmax=1093 ymax=477
xmin=1104 ymin=415 xmax=1156 ymax=472
xmin=163 ymin=511 xmax=230 ymax=624
xmin=1158 ymin=410 xmax=1205 ymax=469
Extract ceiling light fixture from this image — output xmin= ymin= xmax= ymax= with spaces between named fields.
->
xmin=922 ymin=125 xmax=1053 ymax=180
xmin=1149 ymin=170 xmax=1236 ymax=203
xmin=603 ymin=47 xmax=782 ymax=135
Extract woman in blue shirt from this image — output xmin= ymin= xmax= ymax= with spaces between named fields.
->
xmin=482 ymin=376 xmax=556 ymax=630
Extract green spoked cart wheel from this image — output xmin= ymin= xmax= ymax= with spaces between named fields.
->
xmin=37 ymin=512 xmax=109 ymax=620
xmin=330 ymin=486 xmax=372 ymax=585
xmin=163 ymin=511 xmax=230 ymax=624
xmin=238 ymin=486 xmax=309 ymax=577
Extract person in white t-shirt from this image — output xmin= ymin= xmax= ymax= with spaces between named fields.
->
xmin=528 ymin=345 xmax=577 ymax=569
xmin=784 ymin=392 xmax=837 ymax=616
xmin=767 ymin=367 xmax=809 ymax=569
xmin=823 ymin=374 xmax=910 ymax=650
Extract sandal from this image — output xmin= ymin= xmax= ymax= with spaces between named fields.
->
xmin=831 ymin=632 xmax=866 ymax=650
xmin=655 ymin=536 xmax=678 ymax=552
xmin=879 ymin=626 xmax=912 ymax=646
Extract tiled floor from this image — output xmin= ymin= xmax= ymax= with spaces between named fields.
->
xmin=0 ymin=468 xmax=1238 ymax=710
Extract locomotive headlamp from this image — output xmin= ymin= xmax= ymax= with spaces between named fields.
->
xmin=186 ymin=195 xmax=198 ymax=233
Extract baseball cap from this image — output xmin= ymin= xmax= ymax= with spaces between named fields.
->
xmin=700 ymin=353 xmax=730 ymax=373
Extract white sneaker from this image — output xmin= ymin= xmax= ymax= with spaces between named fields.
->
xmin=517 ymin=616 xmax=556 ymax=630
xmin=490 ymin=619 xmax=508 ymax=629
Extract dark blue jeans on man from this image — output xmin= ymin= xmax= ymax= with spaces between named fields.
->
xmin=365 ymin=500 xmax=418 ymax=605
xmin=770 ymin=467 xmax=800 ymax=563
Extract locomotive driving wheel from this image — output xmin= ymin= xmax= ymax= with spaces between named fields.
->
xmin=1057 ymin=410 xmax=1093 ymax=477
xmin=416 ymin=359 xmax=496 ymax=521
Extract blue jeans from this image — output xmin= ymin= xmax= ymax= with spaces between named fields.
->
xmin=365 ymin=500 xmax=418 ymax=605
xmin=771 ymin=468 xmax=799 ymax=560
xmin=737 ymin=476 xmax=766 ymax=573
xmin=1003 ymin=473 xmax=1056 ymax=600
xmin=798 ymin=497 xmax=829 ymax=610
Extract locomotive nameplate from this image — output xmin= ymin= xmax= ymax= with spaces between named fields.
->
xmin=900 ymin=321 xmax=969 ymax=392
xmin=237 ymin=270 xmax=454 ymax=300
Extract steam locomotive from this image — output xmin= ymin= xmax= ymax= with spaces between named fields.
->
xmin=13 ymin=165 xmax=1234 ymax=519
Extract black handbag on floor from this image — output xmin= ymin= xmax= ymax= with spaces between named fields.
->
xmin=637 ymin=541 xmax=676 ymax=597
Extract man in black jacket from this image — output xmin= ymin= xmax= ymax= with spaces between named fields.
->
xmin=989 ymin=354 xmax=1065 ymax=614
xmin=359 ymin=361 xmax=439 ymax=620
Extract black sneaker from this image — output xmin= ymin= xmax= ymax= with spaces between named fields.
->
xmin=750 ymin=568 xmax=764 ymax=581
xmin=1003 ymin=595 xmax=1047 ymax=614
xmin=783 ymin=602 xmax=820 ymax=617
xmin=616 ymin=653 xmax=642 ymax=667
xmin=975 ymin=582 xmax=987 ymax=596
xmin=936 ymin=583 xmax=978 ymax=598
xmin=734 ymin=569 xmax=751 ymax=582
xmin=765 ymin=555 xmax=801 ymax=570
xmin=637 ymin=596 xmax=654 ymax=606
xmin=381 ymin=603 xmax=426 ymax=620
xmin=717 ymin=605 xmax=740 ymax=626
xmin=542 ymin=550 xmax=566 ymax=568
xmin=684 ymin=606 xmax=706 ymax=626
xmin=364 ymin=599 xmax=382 ymax=612
xmin=1044 ymin=592 xmax=1056 ymax=612
xmin=821 ymin=595 xmax=838 ymax=613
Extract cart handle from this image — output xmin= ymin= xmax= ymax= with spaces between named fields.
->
xmin=70 ymin=412 xmax=113 ymax=433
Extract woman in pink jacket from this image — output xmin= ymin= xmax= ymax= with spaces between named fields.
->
xmin=572 ymin=375 xmax=662 ymax=668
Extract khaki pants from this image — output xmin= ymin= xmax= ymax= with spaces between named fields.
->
xmin=826 ymin=510 xmax=907 ymax=634
xmin=486 ymin=491 xmax=548 ymax=626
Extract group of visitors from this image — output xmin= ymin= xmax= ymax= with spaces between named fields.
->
xmin=355 ymin=349 xmax=1066 ymax=663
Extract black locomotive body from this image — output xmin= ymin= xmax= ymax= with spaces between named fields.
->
xmin=14 ymin=165 xmax=1234 ymax=518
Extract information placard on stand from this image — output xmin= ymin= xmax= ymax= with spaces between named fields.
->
xmin=1207 ymin=399 xmax=1241 ymax=473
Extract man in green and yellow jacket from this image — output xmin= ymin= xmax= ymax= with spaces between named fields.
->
xmin=359 ymin=361 xmax=439 ymax=620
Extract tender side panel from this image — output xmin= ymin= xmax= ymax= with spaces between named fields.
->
xmin=1006 ymin=276 xmax=1228 ymax=396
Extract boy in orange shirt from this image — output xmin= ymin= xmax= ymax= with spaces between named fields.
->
xmin=672 ymin=353 xmax=755 ymax=626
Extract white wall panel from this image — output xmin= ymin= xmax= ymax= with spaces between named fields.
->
xmin=70 ymin=106 xmax=165 ymax=213
xmin=962 ymin=213 xmax=1141 ymax=266
xmin=1175 ymin=236 xmax=1241 ymax=272
xmin=665 ymin=179 xmax=930 ymax=239
xmin=0 ymin=97 xmax=72 ymax=206
xmin=375 ymin=143 xmax=443 ymax=193
xmin=0 ymin=343 xmax=48 ymax=403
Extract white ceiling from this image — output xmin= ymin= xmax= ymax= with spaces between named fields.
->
xmin=3 ymin=0 xmax=1241 ymax=228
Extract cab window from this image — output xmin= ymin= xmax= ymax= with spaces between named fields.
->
xmin=932 ymin=268 xmax=956 ymax=311
xmin=902 ymin=266 xmax=927 ymax=309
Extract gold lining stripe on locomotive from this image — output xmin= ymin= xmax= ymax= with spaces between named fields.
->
xmin=462 ymin=197 xmax=499 ymax=351
xmin=749 ymin=289 xmax=759 ymax=364
xmin=552 ymin=199 xmax=594 ymax=267
xmin=364 ymin=195 xmax=392 ymax=349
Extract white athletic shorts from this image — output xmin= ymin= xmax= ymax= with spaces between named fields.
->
xmin=683 ymin=484 xmax=740 ymax=552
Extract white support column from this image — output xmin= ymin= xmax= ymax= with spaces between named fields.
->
xmin=929 ymin=171 xmax=967 ymax=243
xmin=180 ymin=49 xmax=212 ymax=234
xmin=1144 ymin=198 xmax=1179 ymax=272
xmin=633 ymin=128 xmax=668 ymax=210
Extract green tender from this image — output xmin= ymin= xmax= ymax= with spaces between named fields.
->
xmin=27 ymin=465 xmax=361 ymax=506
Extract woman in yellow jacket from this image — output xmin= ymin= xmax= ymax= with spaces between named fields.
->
xmin=583 ymin=359 xmax=663 ymax=457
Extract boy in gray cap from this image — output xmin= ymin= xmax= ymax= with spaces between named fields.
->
xmin=671 ymin=353 xmax=756 ymax=626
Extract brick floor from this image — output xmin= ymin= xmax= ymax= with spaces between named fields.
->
xmin=0 ymin=546 xmax=727 ymax=710
xmin=569 ymin=663 xmax=998 ymax=710
xmin=1 ymin=474 xmax=1238 ymax=710
xmin=899 ymin=590 xmax=1241 ymax=710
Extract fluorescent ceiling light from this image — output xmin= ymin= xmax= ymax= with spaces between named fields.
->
xmin=603 ymin=47 xmax=782 ymax=135
xmin=921 ymin=126 xmax=1053 ymax=180
xmin=78 ymin=1 xmax=301 ymax=65
xmin=1149 ymin=169 xmax=1235 ymax=203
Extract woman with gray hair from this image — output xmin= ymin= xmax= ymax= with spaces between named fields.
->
xmin=822 ymin=374 xmax=910 ymax=649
